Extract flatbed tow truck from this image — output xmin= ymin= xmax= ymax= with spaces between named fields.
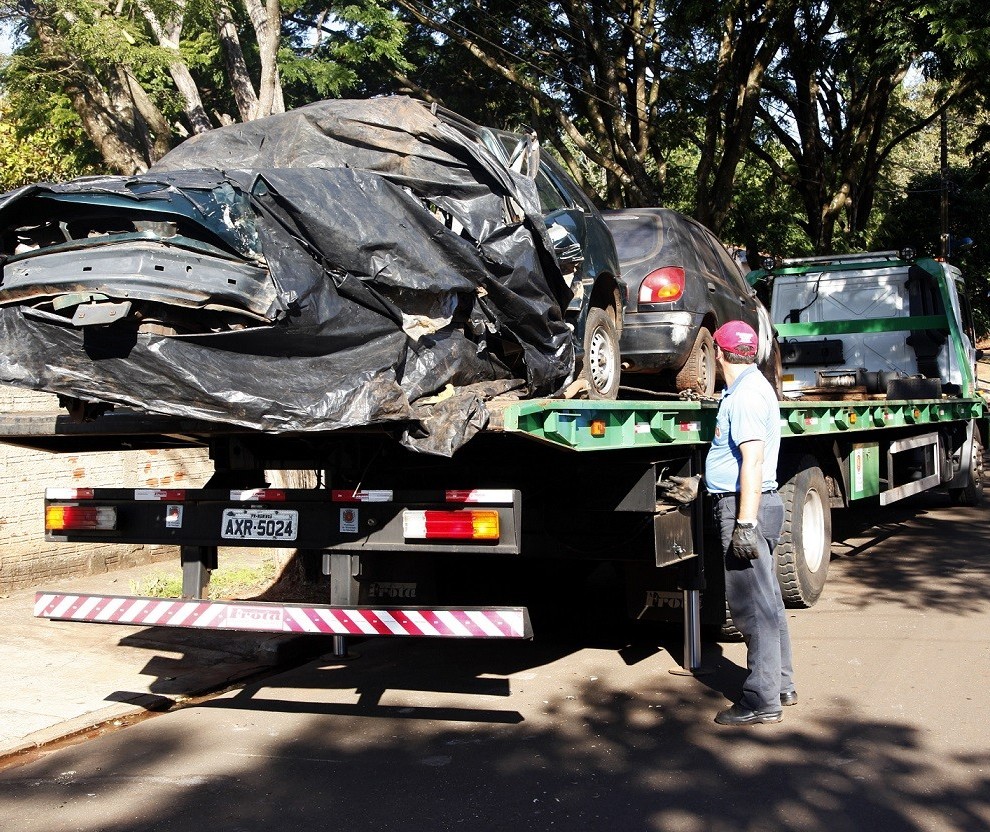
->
xmin=13 ymin=251 xmax=988 ymax=671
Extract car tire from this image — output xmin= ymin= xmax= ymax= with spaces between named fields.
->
xmin=582 ymin=306 xmax=621 ymax=400
xmin=760 ymin=339 xmax=783 ymax=399
xmin=675 ymin=327 xmax=717 ymax=396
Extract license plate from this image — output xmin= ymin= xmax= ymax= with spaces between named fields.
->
xmin=221 ymin=508 xmax=298 ymax=541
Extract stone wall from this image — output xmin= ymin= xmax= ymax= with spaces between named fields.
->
xmin=0 ymin=387 xmax=214 ymax=591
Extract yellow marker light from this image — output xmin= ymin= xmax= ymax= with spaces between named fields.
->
xmin=471 ymin=510 xmax=500 ymax=540
xmin=590 ymin=419 xmax=607 ymax=437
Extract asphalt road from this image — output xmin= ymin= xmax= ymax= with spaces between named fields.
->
xmin=3 ymin=489 xmax=989 ymax=832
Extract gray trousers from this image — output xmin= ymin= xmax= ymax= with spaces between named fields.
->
xmin=714 ymin=492 xmax=794 ymax=711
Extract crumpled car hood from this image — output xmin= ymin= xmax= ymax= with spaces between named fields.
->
xmin=0 ymin=97 xmax=575 ymax=455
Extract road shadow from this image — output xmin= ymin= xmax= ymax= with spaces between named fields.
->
xmin=2 ymin=634 xmax=988 ymax=831
xmin=827 ymin=487 xmax=990 ymax=613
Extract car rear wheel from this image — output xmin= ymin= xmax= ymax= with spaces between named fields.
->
xmin=583 ymin=306 xmax=620 ymax=400
xmin=675 ymin=327 xmax=717 ymax=396
xmin=760 ymin=339 xmax=783 ymax=399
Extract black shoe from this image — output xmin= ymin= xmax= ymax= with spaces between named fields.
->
xmin=714 ymin=703 xmax=783 ymax=726
xmin=780 ymin=690 xmax=798 ymax=707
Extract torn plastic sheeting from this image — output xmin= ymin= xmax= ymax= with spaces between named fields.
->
xmin=0 ymin=97 xmax=575 ymax=454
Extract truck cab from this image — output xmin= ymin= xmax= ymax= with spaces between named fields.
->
xmin=758 ymin=251 xmax=981 ymax=400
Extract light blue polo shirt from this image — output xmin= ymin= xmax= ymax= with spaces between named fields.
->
xmin=704 ymin=365 xmax=780 ymax=494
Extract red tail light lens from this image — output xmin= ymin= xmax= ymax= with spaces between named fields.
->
xmin=639 ymin=267 xmax=685 ymax=304
xmin=46 ymin=505 xmax=117 ymax=532
xmin=402 ymin=510 xmax=500 ymax=540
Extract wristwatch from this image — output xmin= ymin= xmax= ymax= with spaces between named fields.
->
xmin=735 ymin=520 xmax=756 ymax=528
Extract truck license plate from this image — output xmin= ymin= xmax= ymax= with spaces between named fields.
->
xmin=221 ymin=509 xmax=298 ymax=541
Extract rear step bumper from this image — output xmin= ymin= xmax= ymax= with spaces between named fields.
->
xmin=34 ymin=593 xmax=532 ymax=639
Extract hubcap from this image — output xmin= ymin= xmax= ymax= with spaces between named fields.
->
xmin=802 ymin=489 xmax=826 ymax=572
xmin=588 ymin=325 xmax=616 ymax=393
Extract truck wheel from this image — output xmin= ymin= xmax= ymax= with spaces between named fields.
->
xmin=777 ymin=456 xmax=832 ymax=607
xmin=675 ymin=327 xmax=717 ymax=396
xmin=950 ymin=424 xmax=984 ymax=506
xmin=583 ymin=305 xmax=621 ymax=399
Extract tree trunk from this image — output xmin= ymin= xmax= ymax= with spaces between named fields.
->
xmin=120 ymin=67 xmax=173 ymax=163
xmin=21 ymin=0 xmax=169 ymax=172
xmin=67 ymin=78 xmax=154 ymax=174
xmin=216 ymin=0 xmax=260 ymax=122
xmin=696 ymin=0 xmax=793 ymax=234
xmin=243 ymin=0 xmax=285 ymax=118
xmin=137 ymin=0 xmax=213 ymax=134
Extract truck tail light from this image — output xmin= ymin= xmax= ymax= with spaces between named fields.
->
xmin=46 ymin=505 xmax=117 ymax=532
xmin=639 ymin=267 xmax=685 ymax=304
xmin=402 ymin=510 xmax=500 ymax=541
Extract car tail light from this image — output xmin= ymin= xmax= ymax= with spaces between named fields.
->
xmin=402 ymin=510 xmax=500 ymax=541
xmin=46 ymin=505 xmax=117 ymax=532
xmin=639 ymin=267 xmax=685 ymax=304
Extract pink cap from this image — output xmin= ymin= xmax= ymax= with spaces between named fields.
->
xmin=713 ymin=321 xmax=758 ymax=357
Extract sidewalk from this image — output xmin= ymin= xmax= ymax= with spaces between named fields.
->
xmin=0 ymin=551 xmax=321 ymax=759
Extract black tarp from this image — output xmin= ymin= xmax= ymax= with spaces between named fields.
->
xmin=0 ymin=97 xmax=575 ymax=455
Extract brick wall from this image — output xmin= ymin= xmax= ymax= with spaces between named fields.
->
xmin=0 ymin=387 xmax=214 ymax=591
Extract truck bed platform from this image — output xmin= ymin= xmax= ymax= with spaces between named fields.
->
xmin=1 ymin=392 xmax=985 ymax=454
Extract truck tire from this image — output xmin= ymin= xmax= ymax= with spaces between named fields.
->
xmin=583 ymin=305 xmax=621 ymax=399
xmin=950 ymin=424 xmax=984 ymax=506
xmin=777 ymin=456 xmax=831 ymax=607
xmin=675 ymin=327 xmax=717 ymax=396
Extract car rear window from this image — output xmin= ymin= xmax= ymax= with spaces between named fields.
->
xmin=605 ymin=214 xmax=664 ymax=263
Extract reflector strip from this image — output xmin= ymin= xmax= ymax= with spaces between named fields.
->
xmin=34 ymin=594 xmax=531 ymax=638
xmin=331 ymin=490 xmax=394 ymax=503
xmin=135 ymin=489 xmax=187 ymax=501
xmin=45 ymin=488 xmax=94 ymax=500
xmin=444 ymin=489 xmax=514 ymax=504
xmin=230 ymin=489 xmax=286 ymax=502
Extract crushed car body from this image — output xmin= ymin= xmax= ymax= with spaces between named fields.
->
xmin=0 ymin=97 xmax=576 ymax=454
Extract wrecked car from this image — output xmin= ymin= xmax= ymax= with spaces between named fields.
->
xmin=602 ymin=207 xmax=777 ymax=397
xmin=0 ymin=97 xmax=618 ymax=454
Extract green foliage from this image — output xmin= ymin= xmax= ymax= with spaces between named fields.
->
xmin=0 ymin=92 xmax=100 ymax=188
xmin=916 ymin=0 xmax=990 ymax=70
xmin=2 ymin=0 xmax=990 ymax=281
xmin=278 ymin=49 xmax=358 ymax=98
xmin=874 ymin=165 xmax=990 ymax=336
xmin=281 ymin=0 xmax=411 ymax=103
xmin=722 ymin=160 xmax=814 ymax=257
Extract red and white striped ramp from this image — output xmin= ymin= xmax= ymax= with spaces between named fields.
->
xmin=34 ymin=593 xmax=532 ymax=639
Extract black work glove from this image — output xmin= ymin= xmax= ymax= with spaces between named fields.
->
xmin=658 ymin=474 xmax=702 ymax=504
xmin=731 ymin=521 xmax=761 ymax=560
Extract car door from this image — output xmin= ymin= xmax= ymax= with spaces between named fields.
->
xmin=708 ymin=231 xmax=761 ymax=329
xmin=535 ymin=162 xmax=590 ymax=305
xmin=683 ymin=220 xmax=758 ymax=327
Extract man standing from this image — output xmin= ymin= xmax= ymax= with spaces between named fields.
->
xmin=705 ymin=320 xmax=796 ymax=726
